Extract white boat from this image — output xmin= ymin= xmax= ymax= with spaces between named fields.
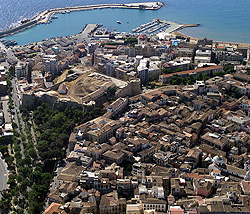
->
xmin=117 ymin=21 xmax=122 ymax=24
xmin=51 ymin=15 xmax=58 ymax=19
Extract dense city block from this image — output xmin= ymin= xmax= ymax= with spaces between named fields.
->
xmin=1 ymin=20 xmax=250 ymax=214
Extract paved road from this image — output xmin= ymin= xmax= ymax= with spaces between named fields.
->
xmin=73 ymin=24 xmax=99 ymax=44
xmin=0 ymin=43 xmax=28 ymax=212
xmin=0 ymin=42 xmax=6 ymax=50
xmin=12 ymin=78 xmax=21 ymax=113
xmin=11 ymin=77 xmax=28 ymax=213
xmin=0 ymin=42 xmax=18 ymax=65
xmin=11 ymin=77 xmax=26 ymax=159
xmin=0 ymin=42 xmax=8 ymax=68
xmin=1 ymin=96 xmax=11 ymax=123
xmin=0 ymin=154 xmax=8 ymax=193
xmin=44 ymin=165 xmax=64 ymax=208
xmin=30 ymin=126 xmax=37 ymax=145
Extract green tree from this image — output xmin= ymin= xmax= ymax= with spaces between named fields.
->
xmin=125 ymin=37 xmax=138 ymax=45
xmin=7 ymin=177 xmax=17 ymax=188
xmin=9 ymin=66 xmax=15 ymax=77
xmin=108 ymin=87 xmax=116 ymax=96
xmin=28 ymin=148 xmax=37 ymax=160
xmin=0 ymin=145 xmax=8 ymax=155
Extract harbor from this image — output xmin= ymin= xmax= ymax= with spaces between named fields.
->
xmin=132 ymin=19 xmax=200 ymax=35
xmin=1 ymin=4 xmax=201 ymax=46
xmin=0 ymin=2 xmax=164 ymax=38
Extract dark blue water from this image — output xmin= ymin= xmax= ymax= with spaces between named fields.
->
xmin=1 ymin=0 xmax=250 ymax=44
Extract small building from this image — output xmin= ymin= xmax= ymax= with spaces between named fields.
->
xmin=241 ymin=180 xmax=250 ymax=195
xmin=201 ymin=132 xmax=228 ymax=150
xmin=184 ymin=148 xmax=201 ymax=168
xmin=138 ymin=35 xmax=148 ymax=45
xmin=126 ymin=204 xmax=143 ymax=214
xmin=102 ymin=150 xmax=125 ymax=165
xmin=99 ymin=191 xmax=126 ymax=214
xmin=106 ymin=97 xmax=128 ymax=116
xmin=222 ymin=101 xmax=238 ymax=110
xmin=193 ymin=179 xmax=213 ymax=197
xmin=244 ymin=160 xmax=250 ymax=171
xmin=58 ymin=84 xmax=67 ymax=94
xmin=142 ymin=197 xmax=167 ymax=212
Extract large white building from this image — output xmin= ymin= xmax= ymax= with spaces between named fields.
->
xmin=87 ymin=43 xmax=97 ymax=54
xmin=44 ymin=58 xmax=58 ymax=75
xmin=194 ymin=49 xmax=212 ymax=65
xmin=148 ymin=63 xmax=160 ymax=81
xmin=137 ymin=59 xmax=149 ymax=84
xmin=15 ymin=61 xmax=28 ymax=79
xmin=162 ymin=57 xmax=191 ymax=71
xmin=247 ymin=46 xmax=250 ymax=62
xmin=106 ymin=61 xmax=119 ymax=77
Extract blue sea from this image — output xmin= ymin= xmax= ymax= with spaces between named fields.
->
xmin=1 ymin=0 xmax=250 ymax=45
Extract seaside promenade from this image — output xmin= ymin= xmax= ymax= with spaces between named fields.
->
xmin=0 ymin=2 xmax=164 ymax=38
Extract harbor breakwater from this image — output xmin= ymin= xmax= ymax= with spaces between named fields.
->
xmin=0 ymin=2 xmax=164 ymax=38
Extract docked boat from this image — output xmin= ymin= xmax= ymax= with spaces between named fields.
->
xmin=117 ymin=21 xmax=122 ymax=24
xmin=51 ymin=15 xmax=58 ymax=19
xmin=0 ymin=39 xmax=17 ymax=47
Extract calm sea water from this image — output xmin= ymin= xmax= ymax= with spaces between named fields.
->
xmin=1 ymin=0 xmax=250 ymax=45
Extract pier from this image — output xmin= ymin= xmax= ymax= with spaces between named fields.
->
xmin=0 ymin=2 xmax=164 ymax=38
xmin=0 ymin=20 xmax=38 ymax=38
xmin=144 ymin=23 xmax=169 ymax=34
xmin=132 ymin=20 xmax=159 ymax=33
xmin=80 ymin=24 xmax=100 ymax=35
xmin=132 ymin=19 xmax=200 ymax=35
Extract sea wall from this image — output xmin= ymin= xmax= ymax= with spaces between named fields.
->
xmin=0 ymin=20 xmax=38 ymax=38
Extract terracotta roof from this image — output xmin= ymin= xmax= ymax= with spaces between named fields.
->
xmin=43 ymin=202 xmax=70 ymax=214
xmin=169 ymin=207 xmax=184 ymax=214
xmin=241 ymin=181 xmax=250 ymax=193
xmin=188 ymin=173 xmax=203 ymax=179
xmin=160 ymin=66 xmax=222 ymax=78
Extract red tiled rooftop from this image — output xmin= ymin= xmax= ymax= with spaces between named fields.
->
xmin=160 ymin=66 xmax=222 ymax=78
xmin=170 ymin=207 xmax=184 ymax=214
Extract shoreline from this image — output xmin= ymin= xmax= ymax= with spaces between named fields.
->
xmin=172 ymin=30 xmax=250 ymax=47
xmin=0 ymin=2 xmax=164 ymax=38
xmin=1 ymin=1 xmax=249 ymax=47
